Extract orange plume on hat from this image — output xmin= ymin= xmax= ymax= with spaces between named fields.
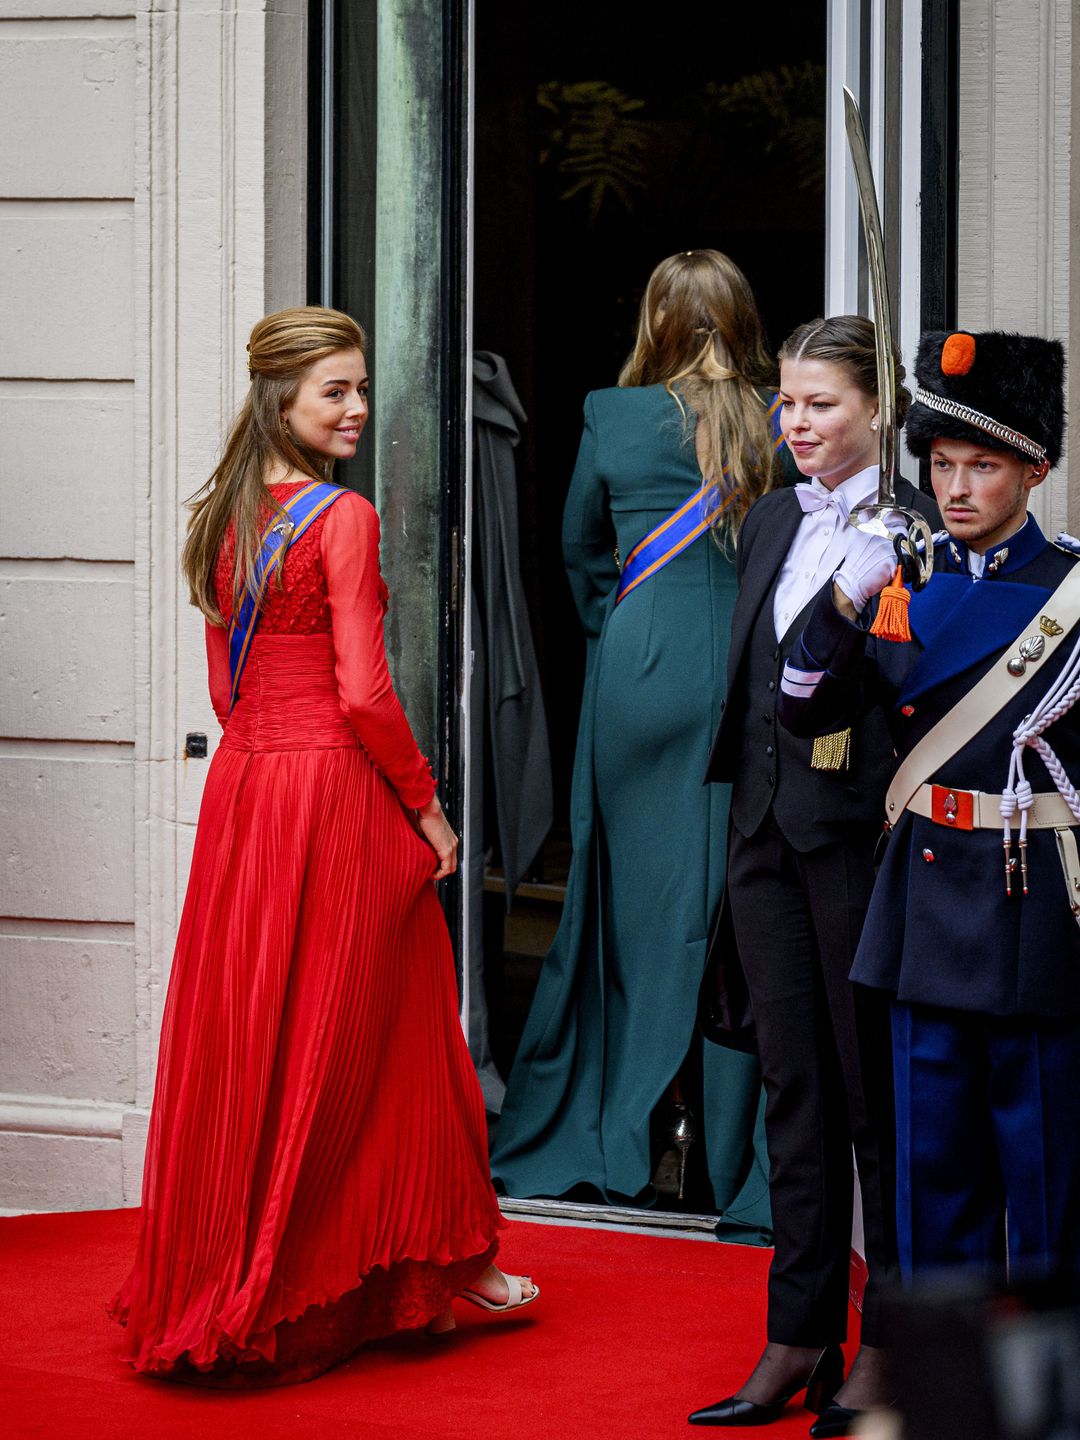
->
xmin=940 ymin=332 xmax=976 ymax=376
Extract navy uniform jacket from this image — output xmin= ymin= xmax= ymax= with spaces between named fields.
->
xmin=778 ymin=516 xmax=1080 ymax=1020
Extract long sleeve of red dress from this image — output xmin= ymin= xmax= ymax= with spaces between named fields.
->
xmin=320 ymin=492 xmax=437 ymax=811
xmin=205 ymin=622 xmax=231 ymax=729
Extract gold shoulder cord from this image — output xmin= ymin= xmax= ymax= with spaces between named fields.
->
xmin=811 ymin=728 xmax=852 ymax=772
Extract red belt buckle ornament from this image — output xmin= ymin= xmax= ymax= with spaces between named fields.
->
xmin=931 ymin=785 xmax=974 ymax=829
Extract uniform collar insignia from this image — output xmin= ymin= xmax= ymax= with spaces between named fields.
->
xmin=960 ymin=514 xmax=1044 ymax=579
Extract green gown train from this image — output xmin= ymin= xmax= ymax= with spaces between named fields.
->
xmin=490 ymin=383 xmax=771 ymax=1236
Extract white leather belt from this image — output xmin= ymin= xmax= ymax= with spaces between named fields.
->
xmin=907 ymin=783 xmax=1077 ymax=830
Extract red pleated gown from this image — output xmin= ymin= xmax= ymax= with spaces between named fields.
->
xmin=110 ymin=483 xmax=505 ymax=1384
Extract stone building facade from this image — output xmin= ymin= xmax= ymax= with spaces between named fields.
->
xmin=0 ymin=0 xmax=306 ymax=1211
xmin=0 ymin=0 xmax=1076 ymax=1213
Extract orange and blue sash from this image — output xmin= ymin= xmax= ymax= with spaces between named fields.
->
xmin=227 ymin=480 xmax=348 ymax=711
xmin=614 ymin=394 xmax=785 ymax=605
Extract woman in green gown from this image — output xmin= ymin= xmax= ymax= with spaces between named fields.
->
xmin=491 ymin=250 xmax=780 ymax=1230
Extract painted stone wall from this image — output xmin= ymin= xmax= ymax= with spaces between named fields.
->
xmin=0 ymin=2 xmax=139 ymax=1212
xmin=0 ymin=0 xmax=306 ymax=1213
xmin=957 ymin=0 xmax=1076 ymax=532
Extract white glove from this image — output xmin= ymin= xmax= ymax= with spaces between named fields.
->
xmin=834 ymin=526 xmax=899 ymax=612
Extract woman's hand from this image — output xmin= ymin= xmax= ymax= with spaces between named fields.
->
xmin=416 ymin=796 xmax=459 ymax=880
xmin=833 ymin=528 xmax=898 ymax=614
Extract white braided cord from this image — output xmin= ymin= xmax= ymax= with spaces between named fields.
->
xmin=1000 ymin=630 xmax=1080 ymax=845
xmin=1030 ymin=739 xmax=1080 ymax=821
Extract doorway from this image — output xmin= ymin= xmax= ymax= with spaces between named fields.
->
xmin=469 ymin=0 xmax=828 ymax=1218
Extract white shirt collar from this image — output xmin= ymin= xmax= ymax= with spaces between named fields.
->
xmin=807 ymin=464 xmax=880 ymax=510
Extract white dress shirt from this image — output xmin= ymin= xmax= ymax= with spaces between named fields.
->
xmin=772 ymin=464 xmax=880 ymax=640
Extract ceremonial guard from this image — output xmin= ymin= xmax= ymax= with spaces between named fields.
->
xmin=778 ymin=329 xmax=1080 ymax=1289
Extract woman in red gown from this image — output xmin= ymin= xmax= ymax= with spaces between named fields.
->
xmin=110 ymin=306 xmax=536 ymax=1385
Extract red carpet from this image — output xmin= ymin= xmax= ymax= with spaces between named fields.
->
xmin=0 ymin=1208 xmax=859 ymax=1439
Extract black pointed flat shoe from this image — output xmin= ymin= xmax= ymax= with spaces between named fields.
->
xmin=688 ymin=1395 xmax=793 ymax=1427
xmin=808 ymin=1402 xmax=858 ymax=1437
xmin=688 ymin=1344 xmax=845 ymax=1427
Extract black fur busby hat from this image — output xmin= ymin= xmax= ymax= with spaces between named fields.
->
xmin=905 ymin=330 xmax=1065 ymax=467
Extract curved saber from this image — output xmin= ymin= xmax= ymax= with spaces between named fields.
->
xmin=842 ymin=85 xmax=933 ymax=588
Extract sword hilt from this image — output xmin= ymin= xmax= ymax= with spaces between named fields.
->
xmin=847 ymin=502 xmax=935 ymax=591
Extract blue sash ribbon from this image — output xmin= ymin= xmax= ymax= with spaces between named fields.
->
xmin=227 ymin=480 xmax=348 ymax=712
xmin=614 ymin=393 xmax=785 ymax=605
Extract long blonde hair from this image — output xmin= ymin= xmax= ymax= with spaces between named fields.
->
xmin=619 ymin=250 xmax=778 ymax=534
xmin=182 ymin=305 xmax=367 ymax=625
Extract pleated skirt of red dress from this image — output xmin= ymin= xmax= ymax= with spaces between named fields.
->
xmin=109 ymin=636 xmax=505 ymax=1386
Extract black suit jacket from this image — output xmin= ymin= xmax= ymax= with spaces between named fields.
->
xmin=704 ymin=477 xmax=941 ymax=851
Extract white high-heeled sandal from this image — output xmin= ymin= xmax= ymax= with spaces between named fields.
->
xmin=460 ymin=1272 xmax=539 ymax=1314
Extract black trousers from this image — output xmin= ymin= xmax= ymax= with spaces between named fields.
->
xmin=727 ymin=814 xmax=898 ymax=1347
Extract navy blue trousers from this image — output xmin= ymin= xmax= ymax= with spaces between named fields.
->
xmin=892 ymin=1002 xmax=1080 ymax=1280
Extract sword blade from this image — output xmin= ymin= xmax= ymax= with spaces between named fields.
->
xmin=842 ymin=85 xmax=896 ymax=507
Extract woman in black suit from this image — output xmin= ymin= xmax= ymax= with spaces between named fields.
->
xmin=690 ymin=317 xmax=939 ymax=1434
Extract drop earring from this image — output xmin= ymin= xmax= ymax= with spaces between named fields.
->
xmin=282 ymin=415 xmax=291 ymax=437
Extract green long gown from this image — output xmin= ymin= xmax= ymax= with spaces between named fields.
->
xmin=490 ymin=384 xmax=771 ymax=1236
